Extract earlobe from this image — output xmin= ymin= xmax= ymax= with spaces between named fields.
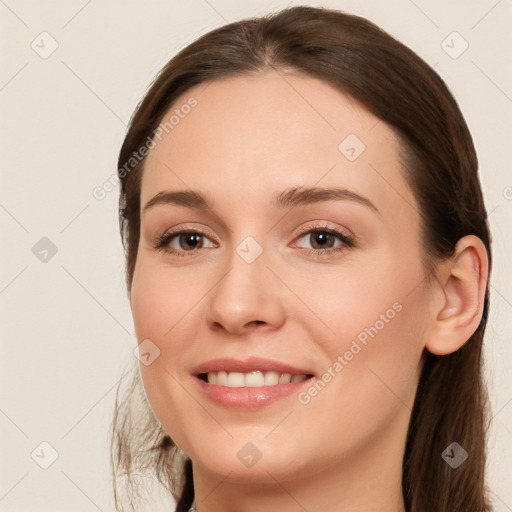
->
xmin=425 ymin=235 xmax=489 ymax=356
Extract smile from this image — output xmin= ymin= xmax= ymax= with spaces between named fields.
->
xmin=201 ymin=370 xmax=310 ymax=387
xmin=192 ymin=357 xmax=315 ymax=408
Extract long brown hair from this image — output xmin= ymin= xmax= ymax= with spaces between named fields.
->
xmin=111 ymin=6 xmax=493 ymax=511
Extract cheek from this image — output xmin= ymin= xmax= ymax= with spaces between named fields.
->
xmin=130 ymin=260 xmax=205 ymax=343
xmin=129 ymin=259 xmax=214 ymax=438
xmin=296 ymin=254 xmax=426 ymax=413
xmin=291 ymin=300 xmax=425 ymax=468
xmin=129 ymin=263 xmax=197 ymax=448
xmin=296 ymin=252 xmax=423 ymax=345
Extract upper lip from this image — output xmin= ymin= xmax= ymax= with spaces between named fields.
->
xmin=192 ymin=357 xmax=314 ymax=376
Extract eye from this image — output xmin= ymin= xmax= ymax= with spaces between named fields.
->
xmin=153 ymin=229 xmax=216 ymax=256
xmin=292 ymin=224 xmax=355 ymax=256
xmin=152 ymin=223 xmax=355 ymax=258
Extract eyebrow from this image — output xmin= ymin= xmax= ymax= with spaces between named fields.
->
xmin=143 ymin=186 xmax=379 ymax=214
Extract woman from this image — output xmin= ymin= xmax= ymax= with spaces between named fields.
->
xmin=111 ymin=6 xmax=493 ymax=511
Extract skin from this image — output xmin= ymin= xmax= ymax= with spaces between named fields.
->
xmin=129 ymin=70 xmax=488 ymax=512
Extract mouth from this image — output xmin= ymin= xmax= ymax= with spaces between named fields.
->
xmin=192 ymin=357 xmax=315 ymax=408
xmin=198 ymin=370 xmax=312 ymax=387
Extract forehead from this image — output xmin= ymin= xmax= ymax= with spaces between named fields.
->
xmin=140 ymin=70 xmax=415 ymax=220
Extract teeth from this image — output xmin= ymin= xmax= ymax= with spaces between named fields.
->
xmin=264 ymin=371 xmax=279 ymax=385
xmin=216 ymin=371 xmax=227 ymax=386
xmin=246 ymin=371 xmax=264 ymax=387
xmin=279 ymin=373 xmax=292 ymax=383
xmin=206 ymin=371 xmax=309 ymax=387
xmin=227 ymin=372 xmax=245 ymax=387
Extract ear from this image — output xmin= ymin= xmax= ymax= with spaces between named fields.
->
xmin=424 ymin=235 xmax=489 ymax=356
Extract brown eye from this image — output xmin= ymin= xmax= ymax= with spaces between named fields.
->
xmin=294 ymin=227 xmax=353 ymax=253
xmin=308 ymin=231 xmax=336 ymax=250
xmin=177 ymin=233 xmax=204 ymax=250
xmin=154 ymin=229 xmax=216 ymax=257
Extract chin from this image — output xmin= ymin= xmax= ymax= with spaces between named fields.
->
xmin=185 ymin=436 xmax=312 ymax=484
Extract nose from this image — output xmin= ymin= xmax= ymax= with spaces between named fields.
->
xmin=206 ymin=245 xmax=287 ymax=336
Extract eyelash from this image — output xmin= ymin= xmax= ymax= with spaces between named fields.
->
xmin=152 ymin=222 xmax=355 ymax=258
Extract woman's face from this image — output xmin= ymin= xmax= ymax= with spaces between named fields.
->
xmin=130 ymin=71 xmax=432 ymax=483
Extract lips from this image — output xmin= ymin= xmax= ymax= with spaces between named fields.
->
xmin=192 ymin=357 xmax=315 ymax=408
xmin=192 ymin=356 xmax=314 ymax=376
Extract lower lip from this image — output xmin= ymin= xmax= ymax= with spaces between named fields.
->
xmin=196 ymin=376 xmax=313 ymax=409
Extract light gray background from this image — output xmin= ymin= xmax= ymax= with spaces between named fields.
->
xmin=1 ymin=1 xmax=511 ymax=510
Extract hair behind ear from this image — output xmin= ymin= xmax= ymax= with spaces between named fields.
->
xmin=175 ymin=458 xmax=194 ymax=512
xmin=403 ymin=321 xmax=492 ymax=511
